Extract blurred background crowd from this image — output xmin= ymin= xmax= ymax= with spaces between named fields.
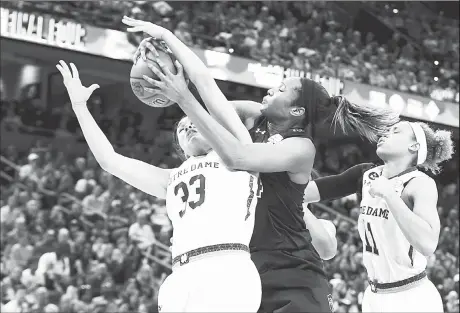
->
xmin=1 ymin=96 xmax=458 ymax=312
xmin=1 ymin=1 xmax=459 ymax=313
xmin=5 ymin=0 xmax=460 ymax=102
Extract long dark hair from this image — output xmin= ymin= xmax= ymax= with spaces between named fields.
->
xmin=294 ymin=78 xmax=335 ymax=135
xmin=332 ymin=96 xmax=400 ymax=143
xmin=295 ymin=78 xmax=399 ymax=142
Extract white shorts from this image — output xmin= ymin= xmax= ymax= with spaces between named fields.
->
xmin=362 ymin=278 xmax=443 ymax=312
xmin=158 ymin=251 xmax=261 ymax=312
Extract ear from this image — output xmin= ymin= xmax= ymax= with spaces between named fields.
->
xmin=408 ymin=142 xmax=420 ymax=153
xmin=290 ymin=106 xmax=305 ymax=117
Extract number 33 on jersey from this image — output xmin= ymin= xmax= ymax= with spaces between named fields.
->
xmin=166 ymin=151 xmax=262 ymax=255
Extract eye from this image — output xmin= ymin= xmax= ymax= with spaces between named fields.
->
xmin=279 ymin=84 xmax=286 ymax=92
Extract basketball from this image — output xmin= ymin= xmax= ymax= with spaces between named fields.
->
xmin=130 ymin=49 xmax=177 ymax=108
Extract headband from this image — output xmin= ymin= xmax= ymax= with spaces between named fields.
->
xmin=409 ymin=122 xmax=427 ymax=165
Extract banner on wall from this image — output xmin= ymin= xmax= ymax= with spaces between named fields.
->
xmin=0 ymin=7 xmax=86 ymax=51
xmin=1 ymin=6 xmax=458 ymax=127
xmin=342 ymin=82 xmax=459 ymax=127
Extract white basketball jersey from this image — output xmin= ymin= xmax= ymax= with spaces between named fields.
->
xmin=166 ymin=151 xmax=260 ymax=258
xmin=358 ymin=166 xmax=428 ymax=283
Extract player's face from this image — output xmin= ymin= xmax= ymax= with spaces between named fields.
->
xmin=376 ymin=122 xmax=418 ymax=160
xmin=261 ymin=77 xmax=304 ymax=120
xmin=176 ymin=117 xmax=212 ymax=157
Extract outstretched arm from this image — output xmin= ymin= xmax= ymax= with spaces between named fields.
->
xmin=123 ymin=18 xmax=251 ymax=144
xmin=304 ymin=163 xmax=374 ymax=204
xmin=56 ymin=60 xmax=170 ymax=199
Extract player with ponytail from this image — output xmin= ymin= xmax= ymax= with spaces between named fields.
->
xmin=124 ymin=17 xmax=400 ymax=313
xmin=304 ymin=120 xmax=454 ymax=312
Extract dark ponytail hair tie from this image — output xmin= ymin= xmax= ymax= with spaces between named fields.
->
xmin=330 ymin=95 xmax=343 ymax=108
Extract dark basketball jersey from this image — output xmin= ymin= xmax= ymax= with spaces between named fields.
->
xmin=248 ymin=116 xmax=325 ymax=277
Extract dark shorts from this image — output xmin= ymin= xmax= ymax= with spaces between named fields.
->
xmin=258 ymin=268 xmax=333 ymax=313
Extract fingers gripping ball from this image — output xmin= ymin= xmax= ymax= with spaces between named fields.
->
xmin=130 ymin=50 xmax=177 ymax=107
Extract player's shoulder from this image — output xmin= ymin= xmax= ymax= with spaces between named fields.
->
xmin=279 ymin=136 xmax=315 ymax=162
xmin=276 ymin=135 xmax=313 ymax=148
xmin=405 ymin=172 xmax=437 ymax=192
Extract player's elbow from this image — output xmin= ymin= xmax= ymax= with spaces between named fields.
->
xmin=315 ymin=239 xmax=337 ymax=260
xmin=97 ymin=152 xmax=120 ymax=173
xmin=312 ymin=220 xmax=337 ymax=260
xmin=418 ymin=221 xmax=440 ymax=257
xmin=312 ymin=236 xmax=337 ymax=260
xmin=418 ymin=237 xmax=438 ymax=257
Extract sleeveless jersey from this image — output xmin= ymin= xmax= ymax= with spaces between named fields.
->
xmin=248 ymin=116 xmax=325 ymax=276
xmin=359 ymin=165 xmax=428 ymax=283
xmin=166 ymin=151 xmax=260 ymax=258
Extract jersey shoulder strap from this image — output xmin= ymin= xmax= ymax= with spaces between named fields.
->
xmin=393 ymin=168 xmax=429 ymax=189
xmin=357 ymin=164 xmax=381 ymax=200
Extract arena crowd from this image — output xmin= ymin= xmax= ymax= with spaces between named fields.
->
xmin=1 ymin=94 xmax=458 ymax=312
xmin=4 ymin=0 xmax=459 ymax=103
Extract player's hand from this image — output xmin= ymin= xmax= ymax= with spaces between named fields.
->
xmin=142 ymin=59 xmax=190 ymax=104
xmin=369 ymin=176 xmax=394 ymax=199
xmin=56 ymin=60 xmax=99 ymax=106
xmin=133 ymin=37 xmax=158 ymax=64
xmin=132 ymin=37 xmax=171 ymax=64
xmin=122 ymin=16 xmax=168 ymax=40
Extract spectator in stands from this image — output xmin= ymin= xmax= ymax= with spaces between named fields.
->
xmin=74 ymin=169 xmax=96 ymax=198
xmin=7 ymin=235 xmax=33 ymax=272
xmin=81 ymin=184 xmax=105 ymax=213
xmin=18 ymin=153 xmax=41 ymax=182
xmin=0 ymin=195 xmax=21 ymax=230
xmin=35 ymin=242 xmax=71 ymax=289
xmin=129 ymin=209 xmax=156 ymax=250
